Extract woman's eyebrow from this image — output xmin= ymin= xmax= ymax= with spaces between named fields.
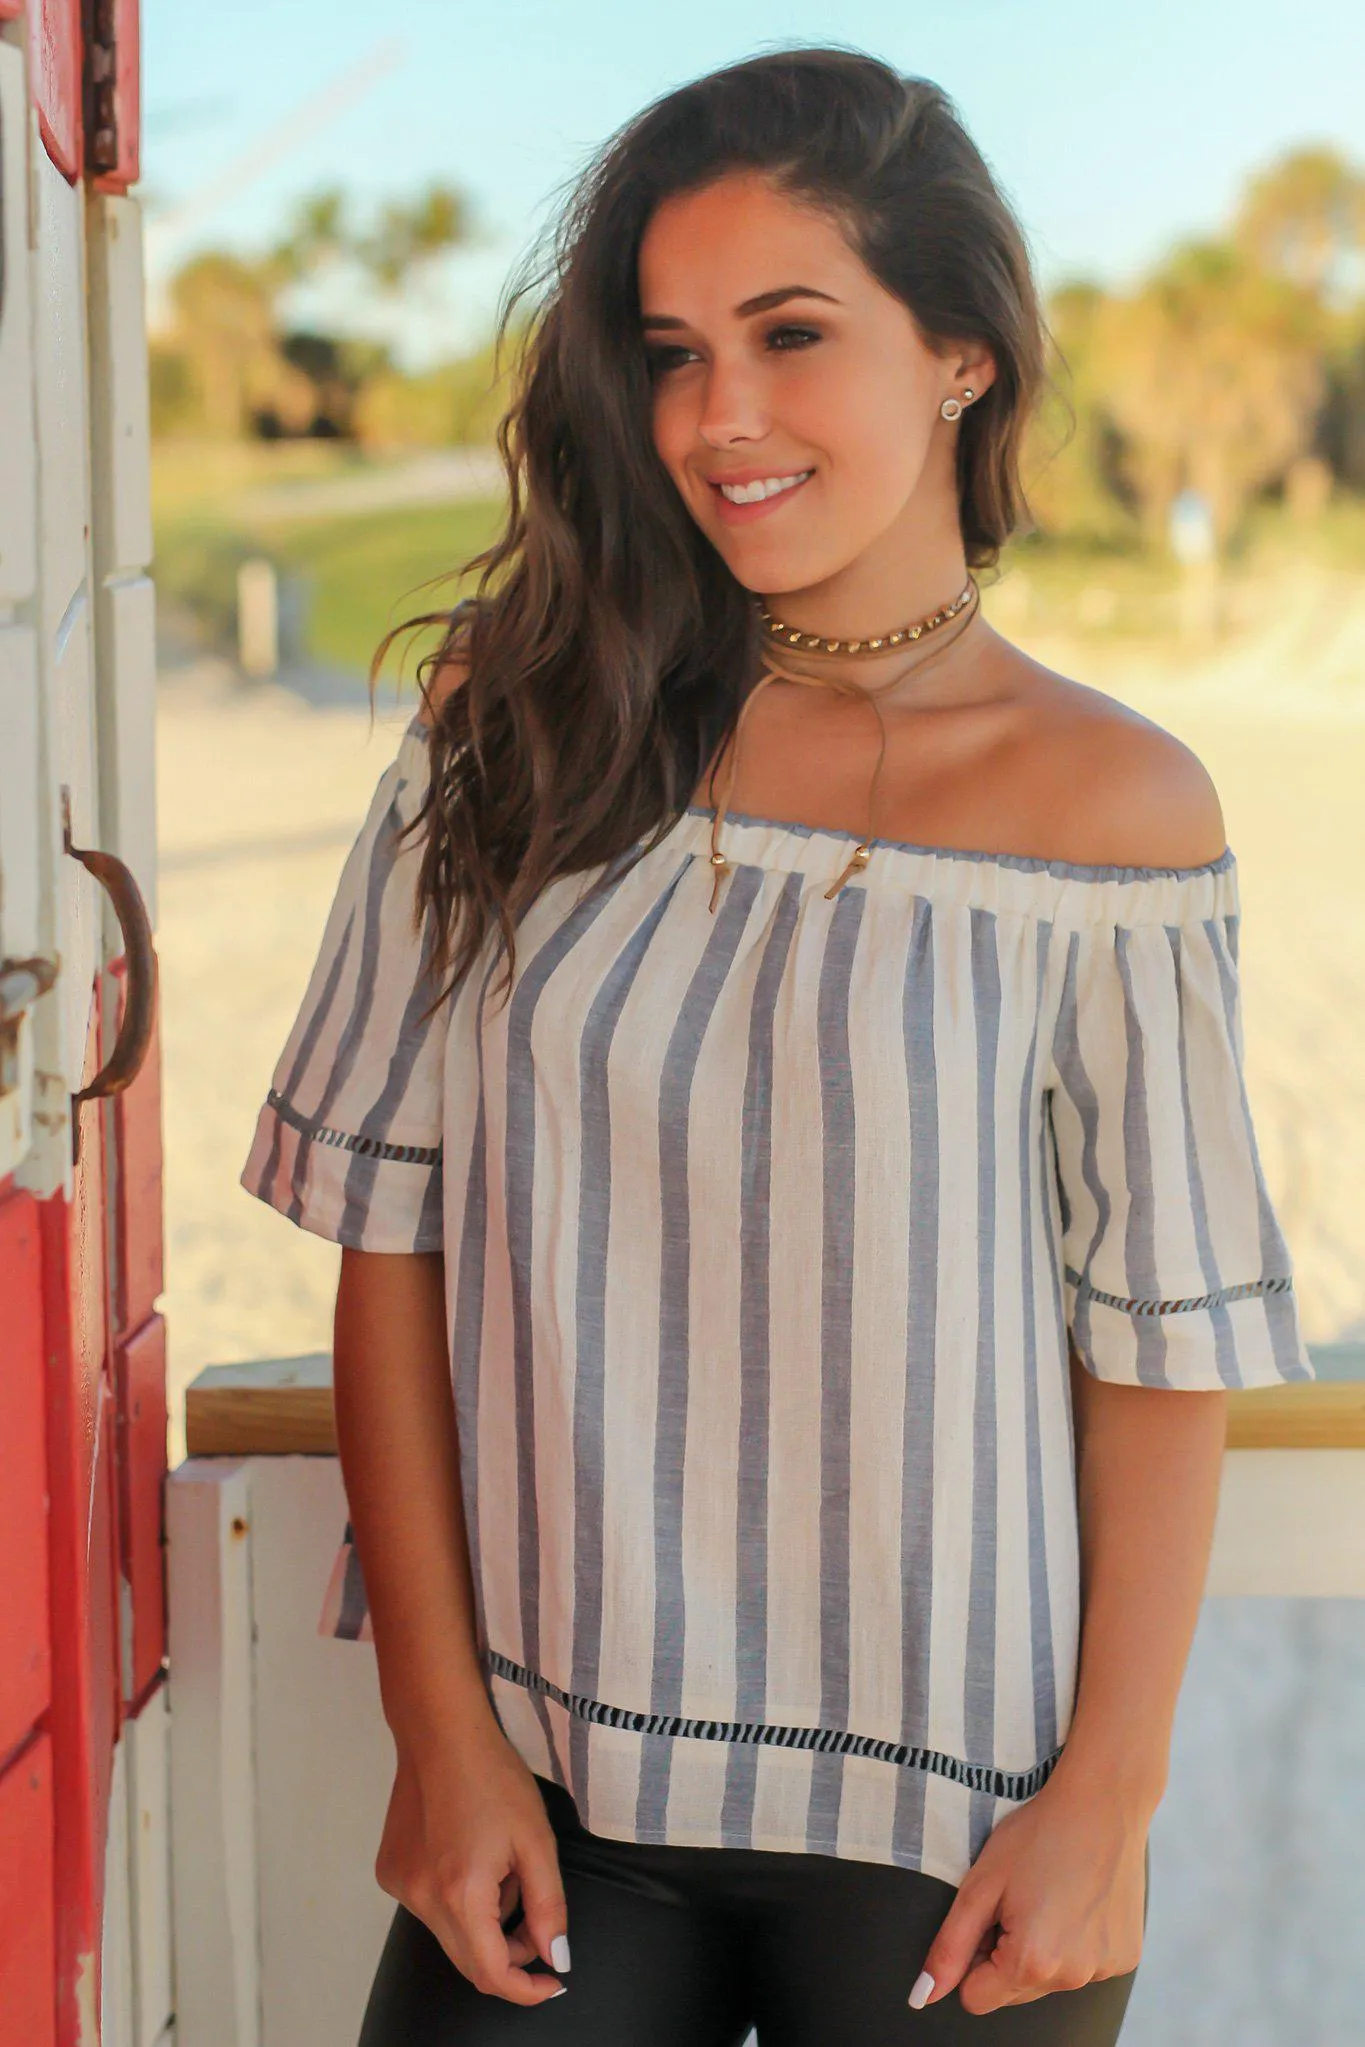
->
xmin=641 ymin=285 xmax=842 ymax=330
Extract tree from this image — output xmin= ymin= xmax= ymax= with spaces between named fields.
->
xmin=1233 ymin=146 xmax=1365 ymax=303
xmin=1097 ymin=239 xmax=1327 ymax=551
xmin=269 ymin=181 xmax=470 ymax=296
xmin=1023 ymin=280 xmax=1142 ymax=544
xmin=160 ymin=181 xmax=472 ymax=440
xmin=1234 ymin=148 xmax=1365 ymax=491
xmin=358 ymin=185 xmax=470 ymax=290
xmin=168 ymin=253 xmax=279 ymax=437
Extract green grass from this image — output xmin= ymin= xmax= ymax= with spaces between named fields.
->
xmin=265 ymin=501 xmax=504 ymax=677
xmin=153 ymin=488 xmax=505 ymax=680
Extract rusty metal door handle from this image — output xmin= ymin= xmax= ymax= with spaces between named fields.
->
xmin=65 ymin=827 xmax=158 ymax=1103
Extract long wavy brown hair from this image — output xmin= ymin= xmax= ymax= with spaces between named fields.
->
xmin=376 ymin=46 xmax=1052 ymax=1009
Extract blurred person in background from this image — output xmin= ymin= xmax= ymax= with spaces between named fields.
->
xmin=241 ymin=46 xmax=1313 ymax=2044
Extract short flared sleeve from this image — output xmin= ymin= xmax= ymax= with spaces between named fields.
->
xmin=1046 ymin=860 xmax=1314 ymax=1390
xmin=240 ymin=717 xmax=445 ymax=1253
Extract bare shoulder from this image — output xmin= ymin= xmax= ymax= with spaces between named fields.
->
xmin=1003 ymin=651 xmax=1228 ymax=870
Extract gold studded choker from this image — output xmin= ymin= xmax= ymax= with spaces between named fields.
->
xmin=757 ymin=578 xmax=975 ymax=656
xmin=702 ymin=574 xmax=984 ymax=911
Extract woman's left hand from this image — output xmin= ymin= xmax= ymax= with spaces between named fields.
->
xmin=911 ymin=1774 xmax=1148 ymax=2015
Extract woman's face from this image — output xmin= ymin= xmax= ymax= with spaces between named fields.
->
xmin=638 ymin=169 xmax=994 ymax=599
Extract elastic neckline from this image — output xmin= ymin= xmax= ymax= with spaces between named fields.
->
xmin=683 ymin=801 xmax=1236 ymax=885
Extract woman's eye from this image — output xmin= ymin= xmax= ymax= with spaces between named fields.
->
xmin=645 ymin=325 xmax=821 ymax=377
xmin=645 ymin=345 xmax=697 ymax=377
xmin=766 ymin=324 xmax=821 ymax=352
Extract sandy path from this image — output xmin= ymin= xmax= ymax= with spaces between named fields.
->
xmin=156 ymin=668 xmax=412 ymax=1459
xmin=156 ymin=634 xmax=1365 ymax=1458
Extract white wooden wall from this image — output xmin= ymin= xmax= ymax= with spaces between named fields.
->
xmin=0 ymin=28 xmax=168 ymax=2042
xmin=29 ymin=131 xmax=101 ymax=1173
xmin=166 ymin=1458 xmax=397 ymax=2047
xmin=0 ymin=43 xmax=43 ymax=1187
xmin=102 ymin=1713 xmax=173 ymax=2047
xmin=0 ymin=60 xmax=154 ymax=1190
xmin=86 ymin=188 xmax=156 ymax=937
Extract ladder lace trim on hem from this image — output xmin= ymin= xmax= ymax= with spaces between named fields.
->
xmin=266 ymin=1087 xmax=443 ymax=1165
xmin=485 ymin=1649 xmax=1062 ymax=1802
xmin=1066 ymin=1267 xmax=1295 ymax=1316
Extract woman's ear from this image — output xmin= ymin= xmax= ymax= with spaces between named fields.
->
xmin=419 ymin=653 xmax=471 ymax=727
xmin=957 ymin=342 xmax=998 ymax=400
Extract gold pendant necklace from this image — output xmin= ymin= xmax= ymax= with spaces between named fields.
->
xmin=705 ymin=576 xmax=982 ymax=911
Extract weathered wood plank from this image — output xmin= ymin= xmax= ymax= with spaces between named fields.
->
xmin=1226 ymin=1380 xmax=1365 ymax=1449
xmin=185 ymin=1355 xmax=336 ymax=1456
xmin=184 ymin=1351 xmax=1365 ymax=1456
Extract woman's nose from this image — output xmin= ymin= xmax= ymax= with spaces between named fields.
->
xmin=695 ymin=358 xmax=770 ymax=447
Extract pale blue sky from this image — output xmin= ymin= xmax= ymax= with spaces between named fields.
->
xmin=142 ymin=0 xmax=1364 ymax=365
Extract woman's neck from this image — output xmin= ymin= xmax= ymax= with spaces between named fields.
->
xmin=758 ymin=536 xmax=972 ymax=695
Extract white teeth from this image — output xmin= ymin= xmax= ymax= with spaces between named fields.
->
xmin=718 ymin=470 xmax=812 ymax=504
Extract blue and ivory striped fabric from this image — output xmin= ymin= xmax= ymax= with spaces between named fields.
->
xmin=243 ymin=717 xmax=1312 ymax=1886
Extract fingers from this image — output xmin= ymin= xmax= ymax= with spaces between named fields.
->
xmin=956 ymin=1926 xmax=1094 ymax=2014
xmin=501 ymin=1920 xmax=542 ymax=1968
xmin=956 ymin=1946 xmax=1028 ymax=2015
xmin=912 ymin=1870 xmax=1004 ymax=2008
xmin=501 ymin=1842 xmax=573 ymax=1981
xmin=516 ymin=1825 xmax=573 ymax=1978
xmin=427 ymin=1864 xmax=567 ymax=2008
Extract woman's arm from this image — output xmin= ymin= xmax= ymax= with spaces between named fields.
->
xmin=1051 ymin=1352 xmax=1227 ymax=1814
xmin=332 ymin=1247 xmax=493 ymax=1756
xmin=333 ymin=1248 xmax=572 ymax=2008
xmin=914 ymin=1356 xmax=1227 ymax=2015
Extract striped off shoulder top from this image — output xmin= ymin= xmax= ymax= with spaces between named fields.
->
xmin=242 ymin=713 xmax=1312 ymax=1887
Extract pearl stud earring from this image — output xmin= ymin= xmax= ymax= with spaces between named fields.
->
xmin=939 ymin=387 xmax=975 ymax=422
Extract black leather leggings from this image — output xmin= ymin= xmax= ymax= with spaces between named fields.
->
xmin=358 ymin=1773 xmax=1145 ymax=2045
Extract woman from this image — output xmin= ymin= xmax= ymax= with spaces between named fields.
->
xmin=242 ymin=47 xmax=1312 ymax=2044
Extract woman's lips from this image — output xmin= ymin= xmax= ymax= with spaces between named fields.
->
xmin=707 ymin=471 xmax=815 ymax=526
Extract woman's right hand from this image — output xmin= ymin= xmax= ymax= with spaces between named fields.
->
xmin=374 ymin=1721 xmax=571 ymax=2007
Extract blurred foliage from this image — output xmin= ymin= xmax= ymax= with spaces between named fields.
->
xmin=151 ymin=179 xmax=472 ymax=441
xmin=351 ymin=339 xmax=517 ymax=448
xmin=1023 ymin=280 xmax=1142 ymax=546
xmin=1097 ymin=238 xmax=1326 ymax=548
xmin=1015 ymin=144 xmax=1365 ymax=553
xmin=267 ymin=180 xmax=475 ymax=293
xmin=1232 ymin=145 xmax=1365 ymax=299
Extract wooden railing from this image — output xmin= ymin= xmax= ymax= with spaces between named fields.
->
xmin=184 ymin=1346 xmax=1365 ymax=1458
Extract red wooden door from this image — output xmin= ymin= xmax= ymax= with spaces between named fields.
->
xmin=0 ymin=5 xmax=165 ymax=2044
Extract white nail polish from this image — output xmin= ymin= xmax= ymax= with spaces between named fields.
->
xmin=908 ymin=1969 xmax=935 ymax=2010
xmin=549 ymin=1984 xmax=568 ymax=1997
xmin=550 ymin=1933 xmax=571 ymax=1972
